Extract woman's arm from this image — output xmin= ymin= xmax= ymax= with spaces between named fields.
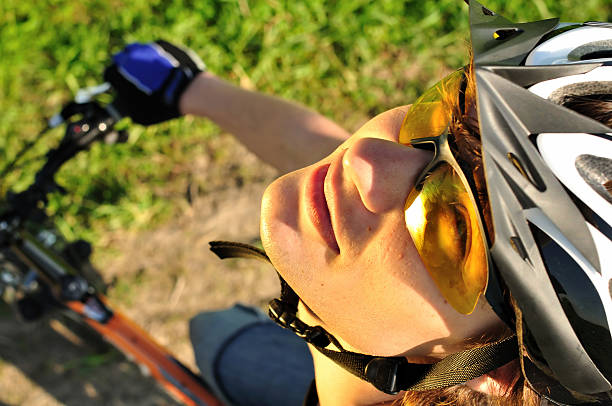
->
xmin=179 ymin=72 xmax=350 ymax=173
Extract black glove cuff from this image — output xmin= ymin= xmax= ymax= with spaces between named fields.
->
xmin=104 ymin=40 xmax=204 ymax=126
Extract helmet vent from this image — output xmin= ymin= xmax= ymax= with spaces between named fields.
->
xmin=481 ymin=6 xmax=495 ymax=16
xmin=580 ymin=50 xmax=612 ymax=60
xmin=549 ymin=81 xmax=612 ymax=105
xmin=575 ymin=154 xmax=612 ymax=204
xmin=506 ymin=153 xmax=544 ymax=191
xmin=568 ymin=39 xmax=612 ymax=61
xmin=510 ymin=236 xmax=529 ymax=261
xmin=493 ymin=28 xmax=523 ymax=41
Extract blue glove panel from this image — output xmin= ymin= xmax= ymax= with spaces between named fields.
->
xmin=113 ymin=43 xmax=178 ymax=95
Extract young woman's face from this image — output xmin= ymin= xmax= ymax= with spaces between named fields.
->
xmin=260 ymin=106 xmax=504 ymax=359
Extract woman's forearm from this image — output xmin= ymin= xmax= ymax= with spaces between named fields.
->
xmin=179 ymin=72 xmax=350 ymax=173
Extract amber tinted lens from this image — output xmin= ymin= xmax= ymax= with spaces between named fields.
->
xmin=399 ymin=70 xmax=463 ymax=143
xmin=399 ymin=70 xmax=488 ymax=315
xmin=404 ymin=164 xmax=488 ymax=314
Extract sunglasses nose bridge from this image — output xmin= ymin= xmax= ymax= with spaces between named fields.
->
xmin=405 ymin=131 xmax=451 ymax=194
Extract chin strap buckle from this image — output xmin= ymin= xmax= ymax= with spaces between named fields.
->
xmin=364 ymin=357 xmax=405 ymax=395
xmin=268 ymin=298 xmax=293 ymax=327
xmin=268 ymin=298 xmax=331 ymax=347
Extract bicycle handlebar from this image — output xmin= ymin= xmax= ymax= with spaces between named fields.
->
xmin=4 ymin=97 xmax=126 ymax=225
xmin=0 ymin=86 xmax=225 ymax=406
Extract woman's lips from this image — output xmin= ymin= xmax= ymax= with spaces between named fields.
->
xmin=305 ymin=163 xmax=340 ymax=253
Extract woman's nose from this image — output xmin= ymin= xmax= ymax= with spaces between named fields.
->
xmin=342 ymin=137 xmax=433 ymax=213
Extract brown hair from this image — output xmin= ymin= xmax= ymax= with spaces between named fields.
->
xmin=400 ymin=329 xmax=540 ymax=406
xmin=399 ymin=61 xmax=612 ymax=406
xmin=560 ymin=94 xmax=612 ymax=127
xmin=401 ymin=378 xmax=540 ymax=406
xmin=448 ymin=60 xmax=496 ymax=242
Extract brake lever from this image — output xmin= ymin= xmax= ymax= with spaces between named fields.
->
xmin=23 ymin=101 xmax=120 ymax=209
xmin=48 ymin=83 xmax=120 ymax=129
xmin=75 ymin=82 xmax=111 ymax=104
xmin=3 ymin=85 xmax=127 ymax=224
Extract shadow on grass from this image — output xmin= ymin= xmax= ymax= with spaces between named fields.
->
xmin=0 ymin=306 xmax=180 ymax=406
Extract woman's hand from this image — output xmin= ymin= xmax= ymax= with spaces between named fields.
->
xmin=104 ymin=40 xmax=205 ymax=125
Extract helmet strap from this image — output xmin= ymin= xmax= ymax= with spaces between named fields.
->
xmin=209 ymin=240 xmax=519 ymax=395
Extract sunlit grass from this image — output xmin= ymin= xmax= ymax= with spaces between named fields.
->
xmin=0 ymin=0 xmax=609 ymax=244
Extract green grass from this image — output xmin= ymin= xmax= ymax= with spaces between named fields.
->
xmin=1 ymin=0 xmax=610 ymax=244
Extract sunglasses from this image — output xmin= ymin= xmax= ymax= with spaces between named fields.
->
xmin=400 ymin=69 xmax=489 ymax=315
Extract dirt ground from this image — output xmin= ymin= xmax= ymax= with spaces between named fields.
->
xmin=0 ymin=136 xmax=283 ymax=405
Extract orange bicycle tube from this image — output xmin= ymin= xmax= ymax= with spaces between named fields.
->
xmin=66 ymin=298 xmax=224 ymax=406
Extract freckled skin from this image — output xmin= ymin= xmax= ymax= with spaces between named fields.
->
xmin=260 ymin=106 xmax=504 ymax=358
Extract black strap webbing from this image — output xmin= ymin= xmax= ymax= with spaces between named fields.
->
xmin=314 ymin=335 xmax=518 ymax=393
xmin=209 ymin=240 xmax=270 ymax=262
xmin=209 ymin=240 xmax=298 ymax=307
xmin=209 ymin=240 xmax=519 ymax=395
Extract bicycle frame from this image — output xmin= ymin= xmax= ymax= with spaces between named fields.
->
xmin=7 ymin=229 xmax=223 ymax=406
xmin=0 ymin=95 xmax=224 ymax=406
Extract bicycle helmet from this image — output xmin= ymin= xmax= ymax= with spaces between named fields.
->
xmin=471 ymin=0 xmax=612 ymax=403
xmin=211 ymin=1 xmax=612 ymax=404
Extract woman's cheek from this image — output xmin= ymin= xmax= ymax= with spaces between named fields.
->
xmin=261 ymin=178 xmax=303 ymax=278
